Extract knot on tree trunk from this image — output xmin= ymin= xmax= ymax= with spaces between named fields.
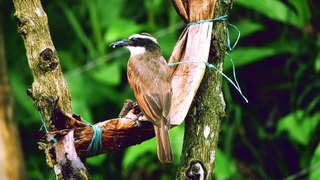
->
xmin=186 ymin=161 xmax=207 ymax=180
xmin=39 ymin=48 xmax=58 ymax=72
xmin=14 ymin=12 xmax=34 ymax=38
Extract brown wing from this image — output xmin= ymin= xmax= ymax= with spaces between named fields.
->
xmin=158 ymin=56 xmax=172 ymax=122
xmin=127 ymin=56 xmax=172 ymax=125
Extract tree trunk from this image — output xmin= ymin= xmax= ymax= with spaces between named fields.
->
xmin=12 ymin=0 xmax=89 ymax=179
xmin=0 ymin=8 xmax=26 ymax=180
xmin=176 ymin=1 xmax=233 ymax=179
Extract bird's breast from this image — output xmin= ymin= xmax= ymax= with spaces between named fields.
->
xmin=127 ymin=55 xmax=169 ymax=88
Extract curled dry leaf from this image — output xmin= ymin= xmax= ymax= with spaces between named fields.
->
xmin=169 ymin=0 xmax=217 ymax=125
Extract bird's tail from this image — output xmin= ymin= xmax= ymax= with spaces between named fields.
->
xmin=154 ymin=120 xmax=173 ymax=163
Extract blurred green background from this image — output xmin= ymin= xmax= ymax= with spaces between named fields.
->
xmin=1 ymin=0 xmax=320 ymax=179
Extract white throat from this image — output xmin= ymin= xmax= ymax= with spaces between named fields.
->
xmin=126 ymin=46 xmax=146 ymax=57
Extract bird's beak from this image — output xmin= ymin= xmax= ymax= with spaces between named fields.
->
xmin=109 ymin=39 xmax=131 ymax=48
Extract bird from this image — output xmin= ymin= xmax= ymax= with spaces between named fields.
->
xmin=110 ymin=33 xmax=173 ymax=163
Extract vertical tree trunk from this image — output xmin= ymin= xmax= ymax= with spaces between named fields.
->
xmin=176 ymin=1 xmax=233 ymax=179
xmin=0 ymin=8 xmax=26 ymax=180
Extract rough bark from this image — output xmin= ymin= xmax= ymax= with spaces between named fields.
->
xmin=12 ymin=0 xmax=89 ymax=179
xmin=12 ymin=0 xmax=72 ymax=131
xmin=175 ymin=1 xmax=233 ymax=179
xmin=41 ymin=108 xmax=155 ymax=157
xmin=0 ymin=8 xmax=26 ymax=180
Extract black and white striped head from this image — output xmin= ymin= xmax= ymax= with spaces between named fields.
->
xmin=109 ymin=33 xmax=160 ymax=56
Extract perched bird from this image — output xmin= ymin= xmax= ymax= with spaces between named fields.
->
xmin=110 ymin=33 xmax=173 ymax=163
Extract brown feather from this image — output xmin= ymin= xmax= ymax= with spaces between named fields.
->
xmin=127 ymin=51 xmax=173 ymax=163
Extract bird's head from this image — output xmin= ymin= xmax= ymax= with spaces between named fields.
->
xmin=109 ymin=33 xmax=161 ymax=56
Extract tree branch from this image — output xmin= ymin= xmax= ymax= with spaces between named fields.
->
xmin=41 ymin=104 xmax=155 ymax=158
xmin=12 ymin=0 xmax=89 ymax=179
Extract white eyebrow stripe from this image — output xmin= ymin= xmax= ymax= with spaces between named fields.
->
xmin=129 ymin=34 xmax=158 ymax=44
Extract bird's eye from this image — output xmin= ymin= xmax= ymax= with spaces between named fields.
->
xmin=130 ymin=38 xmax=136 ymax=42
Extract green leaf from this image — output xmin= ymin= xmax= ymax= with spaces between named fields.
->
xmin=87 ymin=1 xmax=104 ymax=56
xmin=26 ymin=156 xmax=49 ymax=179
xmin=9 ymin=71 xmax=37 ymax=124
xmin=58 ymin=0 xmax=97 ymax=58
xmin=97 ymin=0 xmax=124 ymax=27
xmin=315 ymin=53 xmax=320 ymax=73
xmin=232 ymin=20 xmax=265 ymax=42
xmin=237 ymin=0 xmax=303 ymax=28
xmin=122 ymin=126 xmax=184 ymax=171
xmin=59 ymin=50 xmax=74 ymax=71
xmin=310 ymin=144 xmax=320 ymax=180
xmin=90 ymin=62 xmax=121 ymax=86
xmin=288 ymin=0 xmax=311 ymax=25
xmin=86 ymin=154 xmax=107 ymax=166
xmin=122 ymin=135 xmax=156 ymax=172
xmin=71 ymin=99 xmax=93 ymax=122
xmin=214 ymin=149 xmax=238 ymax=179
xmin=170 ymin=125 xmax=184 ymax=158
xmin=224 ymin=47 xmax=285 ymax=70
xmin=104 ymin=18 xmax=145 ymax=43
xmin=277 ymin=111 xmax=320 ymax=145
xmin=315 ymin=40 xmax=320 ymax=73
xmin=68 ymin=76 xmax=103 ymax=104
xmin=157 ymin=33 xmax=178 ymax=58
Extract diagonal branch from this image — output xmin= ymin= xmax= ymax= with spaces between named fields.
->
xmin=44 ymin=107 xmax=155 ymax=158
xmin=12 ymin=0 xmax=89 ymax=179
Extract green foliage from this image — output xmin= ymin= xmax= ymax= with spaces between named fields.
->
xmin=91 ymin=62 xmax=121 ymax=86
xmin=310 ymin=144 xmax=320 ymax=180
xmin=277 ymin=111 xmax=320 ymax=146
xmin=225 ymin=46 xmax=287 ymax=70
xmin=87 ymin=154 xmax=108 ymax=166
xmin=122 ymin=125 xmax=184 ymax=173
xmin=234 ymin=20 xmax=264 ymax=38
xmin=315 ymin=40 xmax=320 ymax=73
xmin=105 ymin=19 xmax=145 ymax=42
xmin=214 ymin=149 xmax=238 ymax=179
xmin=237 ymin=0 xmax=310 ymax=28
xmin=2 ymin=0 xmax=320 ymax=179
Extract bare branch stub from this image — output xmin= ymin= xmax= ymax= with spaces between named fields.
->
xmin=54 ymin=130 xmax=89 ymax=179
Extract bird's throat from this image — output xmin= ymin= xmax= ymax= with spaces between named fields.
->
xmin=127 ymin=46 xmax=146 ymax=57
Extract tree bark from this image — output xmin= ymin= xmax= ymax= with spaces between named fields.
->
xmin=0 ymin=8 xmax=26 ymax=180
xmin=12 ymin=0 xmax=89 ymax=179
xmin=42 ymin=108 xmax=155 ymax=157
xmin=176 ymin=1 xmax=233 ymax=179
xmin=12 ymin=0 xmax=72 ymax=131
